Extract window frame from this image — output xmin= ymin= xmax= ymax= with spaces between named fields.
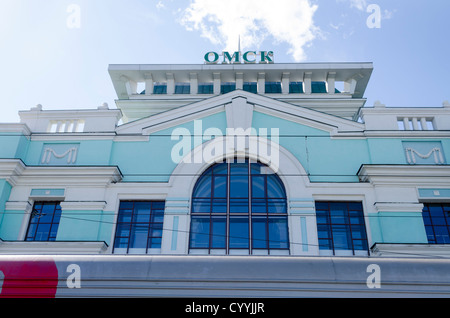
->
xmin=113 ymin=201 xmax=165 ymax=254
xmin=25 ymin=201 xmax=62 ymax=242
xmin=189 ymin=159 xmax=289 ymax=255
xmin=422 ymin=203 xmax=450 ymax=244
xmin=315 ymin=201 xmax=369 ymax=256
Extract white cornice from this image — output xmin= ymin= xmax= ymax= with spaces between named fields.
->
xmin=0 ymin=159 xmax=26 ymax=187
xmin=358 ymin=165 xmax=450 ymax=186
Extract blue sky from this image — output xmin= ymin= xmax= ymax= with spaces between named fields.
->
xmin=0 ymin=0 xmax=449 ymax=123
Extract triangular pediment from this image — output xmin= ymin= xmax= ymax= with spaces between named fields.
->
xmin=115 ymin=90 xmax=365 ymax=136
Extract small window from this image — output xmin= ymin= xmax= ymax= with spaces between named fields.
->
xmin=315 ymin=201 xmax=369 ymax=256
xmin=198 ymin=83 xmax=213 ymax=94
xmin=175 ymin=83 xmax=190 ymax=94
xmin=113 ymin=201 xmax=165 ymax=254
xmin=243 ymin=82 xmax=257 ymax=94
xmin=265 ymin=82 xmax=282 ymax=94
xmin=289 ymin=82 xmax=304 ymax=94
xmin=153 ymin=83 xmax=167 ymax=94
xmin=422 ymin=203 xmax=450 ymax=244
xmin=221 ymin=82 xmax=236 ymax=94
xmin=26 ymin=202 xmax=62 ymax=241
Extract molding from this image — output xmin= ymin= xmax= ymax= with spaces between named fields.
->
xmin=370 ymin=243 xmax=450 ymax=258
xmin=374 ymin=202 xmax=424 ymax=213
xmin=358 ymin=165 xmax=450 ymax=186
xmin=60 ymin=201 xmax=107 ymax=211
xmin=0 ymin=240 xmax=108 ymax=255
xmin=0 ymin=159 xmax=27 ymax=187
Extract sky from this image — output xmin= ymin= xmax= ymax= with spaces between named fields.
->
xmin=0 ymin=0 xmax=449 ymax=123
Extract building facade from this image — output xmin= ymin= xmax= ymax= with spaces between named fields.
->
xmin=1 ymin=59 xmax=450 ymax=297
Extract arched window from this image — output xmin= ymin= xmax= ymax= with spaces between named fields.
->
xmin=189 ymin=158 xmax=289 ymax=255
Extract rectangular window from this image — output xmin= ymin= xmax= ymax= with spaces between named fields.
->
xmin=26 ymin=202 xmax=62 ymax=242
xmin=422 ymin=203 xmax=450 ymax=244
xmin=113 ymin=201 xmax=165 ymax=254
xmin=315 ymin=202 xmax=368 ymax=256
xmin=175 ymin=83 xmax=190 ymax=94
xmin=198 ymin=83 xmax=214 ymax=94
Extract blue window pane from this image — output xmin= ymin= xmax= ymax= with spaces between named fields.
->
xmin=192 ymin=198 xmax=211 ymax=213
xmin=151 ymin=212 xmax=164 ymax=223
xmin=129 ymin=225 xmax=149 ymax=249
xmin=251 ymin=176 xmax=265 ymax=198
xmin=39 ymin=204 xmax=56 ymax=223
xmin=26 ymin=223 xmax=37 ymax=240
xmin=35 ymin=223 xmax=51 ymax=241
xmin=212 ymin=199 xmax=227 ymax=213
xmin=319 ymin=238 xmax=332 ymax=250
xmin=266 ymin=175 xmax=285 ymax=198
xmin=213 ymin=176 xmax=227 ymax=198
xmin=229 ymin=217 xmax=249 ymax=248
xmin=230 ymin=198 xmax=249 ymax=213
xmin=133 ymin=202 xmax=151 ymax=223
xmin=120 ymin=202 xmax=134 ymax=210
xmin=149 ymin=237 xmax=162 ymax=248
xmin=252 ymin=217 xmax=267 ymax=249
xmin=252 ymin=199 xmax=266 ymax=213
xmin=332 ymin=224 xmax=352 ymax=250
xmin=116 ymin=224 xmax=131 ymax=237
xmin=190 ymin=217 xmax=210 ymax=248
xmin=114 ymin=237 xmax=129 ymax=249
xmin=211 ymin=217 xmax=226 ymax=248
xmin=353 ymin=240 xmax=368 ymax=251
xmin=118 ymin=209 xmax=132 ymax=223
xmin=329 ymin=202 xmax=347 ymax=224
xmin=193 ymin=175 xmax=212 ymax=198
xmin=317 ymin=224 xmax=331 ymax=239
xmin=434 ymin=226 xmax=450 ymax=244
xmin=267 ymin=199 xmax=287 ymax=213
xmin=213 ymin=163 xmax=228 ymax=175
xmin=316 ymin=210 xmax=328 ymax=224
xmin=268 ymin=217 xmax=289 ymax=249
xmin=230 ymin=176 xmax=249 ymax=198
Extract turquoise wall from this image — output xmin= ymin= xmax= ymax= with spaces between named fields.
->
xmin=368 ymin=212 xmax=428 ymax=244
xmin=0 ymin=180 xmax=13 ymax=240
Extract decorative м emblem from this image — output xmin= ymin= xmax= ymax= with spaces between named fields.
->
xmin=41 ymin=144 xmax=79 ymax=165
xmin=405 ymin=147 xmax=445 ymax=165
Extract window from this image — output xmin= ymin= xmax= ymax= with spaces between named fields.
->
xmin=189 ymin=159 xmax=289 ymax=255
xmin=25 ymin=202 xmax=62 ymax=241
xmin=265 ymin=82 xmax=282 ymax=94
xmin=153 ymin=83 xmax=167 ymax=94
xmin=243 ymin=82 xmax=257 ymax=93
xmin=198 ymin=83 xmax=213 ymax=94
xmin=221 ymin=82 xmax=236 ymax=94
xmin=289 ymin=82 xmax=304 ymax=94
xmin=113 ymin=201 xmax=165 ymax=254
xmin=422 ymin=203 xmax=450 ymax=244
xmin=175 ymin=83 xmax=190 ymax=94
xmin=315 ymin=202 xmax=369 ymax=256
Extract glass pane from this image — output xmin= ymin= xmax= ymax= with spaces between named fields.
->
xmin=114 ymin=237 xmax=129 ymax=249
xmin=429 ymin=205 xmax=444 ymax=218
xmin=332 ymin=224 xmax=351 ymax=250
xmin=230 ymin=162 xmax=248 ymax=176
xmin=251 ymin=176 xmax=265 ymax=198
xmin=148 ymin=237 xmax=162 ymax=248
xmin=434 ymin=226 xmax=450 ymax=244
xmin=230 ymin=175 xmax=249 ymax=198
xmin=317 ymin=224 xmax=331 ymax=239
xmin=211 ymin=217 xmax=226 ymax=248
xmin=213 ymin=176 xmax=227 ymax=198
xmin=229 ymin=217 xmax=249 ymax=248
xmin=133 ymin=202 xmax=151 ymax=223
xmin=26 ymin=223 xmax=37 ymax=240
xmin=267 ymin=199 xmax=287 ymax=213
xmin=230 ymin=198 xmax=249 ymax=213
xmin=116 ymin=223 xmax=131 ymax=237
xmin=129 ymin=225 xmax=149 ymax=249
xmin=211 ymin=199 xmax=227 ymax=213
xmin=268 ymin=217 xmax=289 ymax=249
xmin=316 ymin=210 xmax=328 ymax=224
xmin=330 ymin=202 xmax=348 ymax=224
xmin=252 ymin=217 xmax=267 ymax=249
xmin=151 ymin=212 xmax=164 ymax=223
xmin=189 ymin=217 xmax=210 ymax=248
xmin=35 ymin=223 xmax=50 ymax=241
xmin=213 ymin=163 xmax=228 ymax=175
xmin=193 ymin=175 xmax=212 ymax=198
xmin=266 ymin=175 xmax=285 ymax=198
xmin=39 ymin=204 xmax=56 ymax=223
xmin=192 ymin=198 xmax=211 ymax=213
xmin=118 ymin=209 xmax=133 ymax=223
xmin=252 ymin=199 xmax=267 ymax=213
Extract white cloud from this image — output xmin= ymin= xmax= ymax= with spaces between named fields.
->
xmin=179 ymin=0 xmax=319 ymax=62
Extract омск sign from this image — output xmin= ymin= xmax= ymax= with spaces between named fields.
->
xmin=204 ymin=51 xmax=274 ymax=64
